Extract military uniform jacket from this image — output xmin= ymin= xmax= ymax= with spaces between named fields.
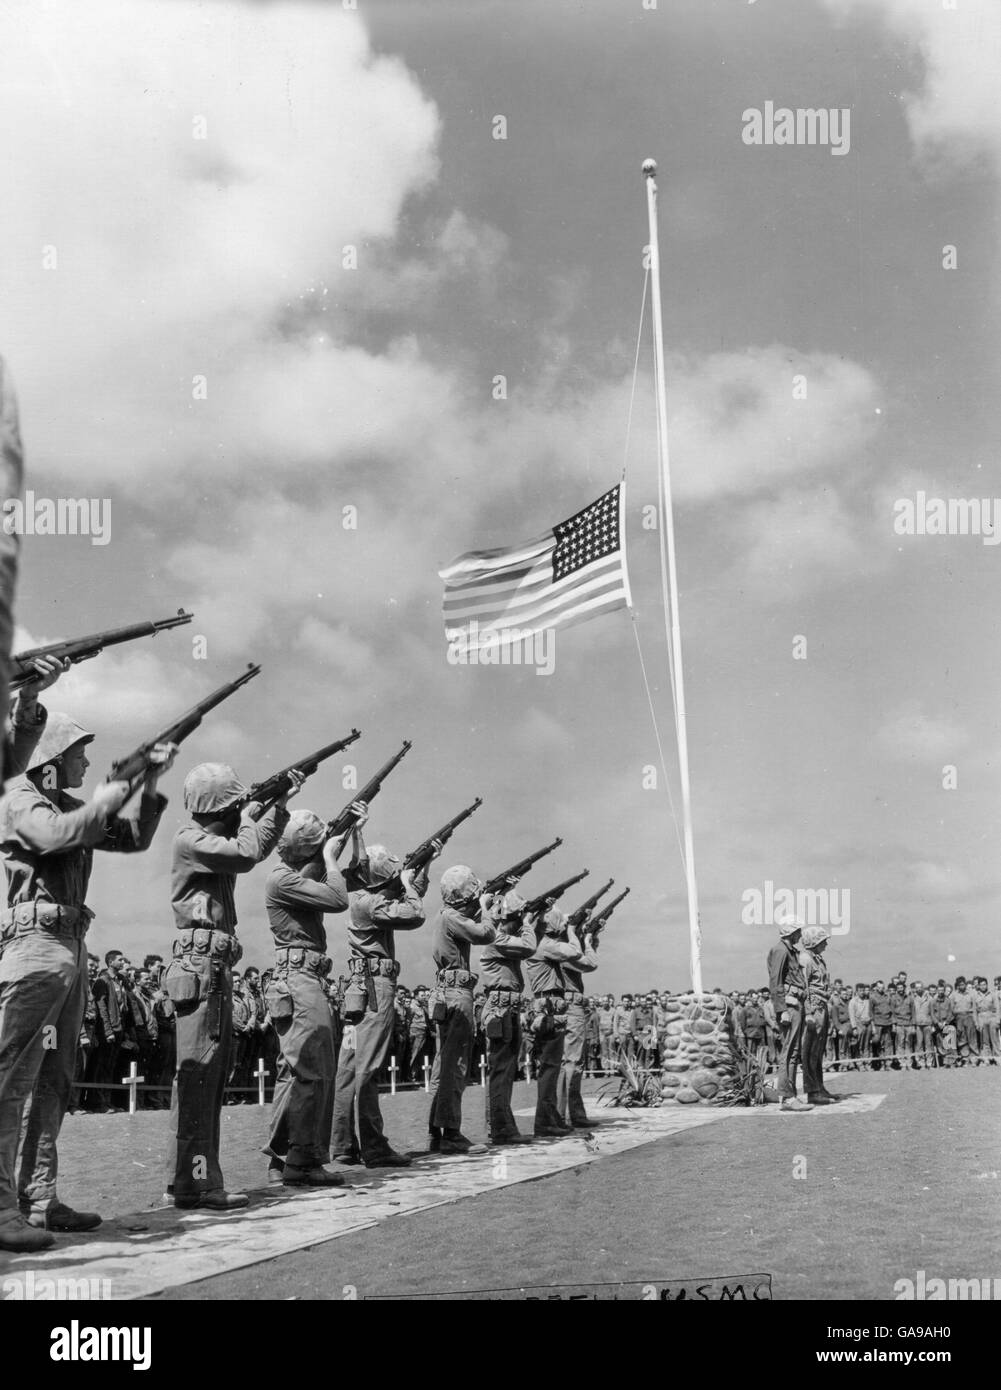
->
xmin=562 ymin=937 xmax=598 ymax=994
xmin=525 ymin=933 xmax=583 ymax=995
xmin=479 ymin=918 xmax=538 ymax=992
xmin=171 ymin=806 xmax=288 ymax=934
xmin=347 ymin=881 xmax=425 ymax=961
xmin=767 ymin=940 xmax=807 ymax=1015
xmin=432 ymin=904 xmax=496 ymax=973
xmin=265 ymin=860 xmax=349 ymax=953
xmin=0 ymin=778 xmax=166 ymax=912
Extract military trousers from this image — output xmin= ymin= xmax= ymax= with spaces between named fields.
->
xmin=428 ymin=986 xmax=473 ymax=1134
xmin=776 ymin=1004 xmax=805 ymax=1097
xmin=331 ymin=972 xmax=395 ymax=1162
xmin=801 ymin=1007 xmax=828 ymax=1096
xmin=532 ymin=1030 xmax=565 ymax=1131
xmin=556 ymin=1001 xmax=589 ymax=1126
xmin=0 ymin=926 xmax=87 ymax=1220
xmin=267 ymin=968 xmax=335 ymax=1169
xmin=164 ymin=952 xmax=233 ymax=1198
xmin=484 ymin=1004 xmax=522 ymax=1140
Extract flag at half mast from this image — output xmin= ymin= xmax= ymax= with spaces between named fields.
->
xmin=440 ymin=482 xmax=631 ymax=653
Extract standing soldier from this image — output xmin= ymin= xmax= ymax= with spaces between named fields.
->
xmin=479 ymin=891 xmax=536 ymax=1146
xmin=331 ymin=817 xmax=435 ymax=1169
xmin=798 ymin=925 xmax=837 ymax=1104
xmin=766 ymin=920 xmax=813 ymax=1112
xmin=164 ymin=762 xmax=300 ymax=1211
xmin=556 ymin=915 xmax=599 ymax=1129
xmin=263 ymin=808 xmax=351 ymax=1187
xmin=598 ymin=993 xmax=615 ymax=1072
xmin=526 ymin=907 xmax=587 ymax=1137
xmin=426 ymin=864 xmax=497 ymax=1155
xmin=612 ymin=992 xmax=636 ymax=1063
xmin=0 ymin=713 xmax=173 ymax=1250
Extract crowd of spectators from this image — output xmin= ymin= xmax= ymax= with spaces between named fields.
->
xmin=70 ymin=955 xmax=999 ymax=1112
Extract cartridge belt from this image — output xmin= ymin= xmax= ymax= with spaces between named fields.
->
xmin=484 ymin=985 xmax=520 ymax=1006
xmin=437 ymin=968 xmax=477 ymax=989
xmin=172 ymin=927 xmax=241 ymax=965
xmin=564 ymin=990 xmax=585 ymax=1005
xmin=274 ymin=945 xmax=331 ymax=977
xmin=0 ymin=900 xmax=93 ymax=942
xmin=349 ymin=956 xmax=400 ymax=980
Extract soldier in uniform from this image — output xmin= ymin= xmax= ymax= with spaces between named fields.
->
xmin=479 ymin=890 xmax=536 ymax=1146
xmin=331 ymin=818 xmax=435 ymax=1169
xmin=263 ymin=807 xmax=352 ymax=1187
xmin=426 ymin=864 xmax=497 ymax=1155
xmin=0 ymin=713 xmax=172 ymax=1251
xmin=798 ymin=925 xmax=838 ymax=1105
xmin=408 ymin=985 xmax=430 ymax=1083
xmin=766 ymin=920 xmax=813 ymax=1112
xmin=556 ymin=913 xmax=599 ymax=1129
xmin=526 ymin=906 xmax=588 ymax=1137
xmin=164 ymin=761 xmax=300 ymax=1211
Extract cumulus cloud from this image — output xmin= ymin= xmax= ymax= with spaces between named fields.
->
xmin=822 ymin=0 xmax=1001 ymax=173
xmin=0 ymin=0 xmax=440 ymax=489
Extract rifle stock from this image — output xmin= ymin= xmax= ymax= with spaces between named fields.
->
xmin=589 ymin=887 xmax=630 ymax=930
xmin=483 ymin=836 xmax=563 ymax=896
xmin=324 ymin=739 xmax=413 ymax=842
xmin=243 ymin=728 xmax=361 ymax=818
xmin=11 ymin=609 xmax=193 ymax=690
xmin=566 ymin=877 xmax=614 ymax=929
xmin=403 ymin=796 xmax=483 ymax=873
xmin=107 ymin=663 xmax=260 ymax=793
xmin=523 ymin=868 xmax=589 ymax=918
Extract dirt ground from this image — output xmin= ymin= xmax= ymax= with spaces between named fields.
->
xmin=37 ymin=1066 xmax=1001 ymax=1301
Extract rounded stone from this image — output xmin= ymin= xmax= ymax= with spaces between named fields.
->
xmin=665 ymin=1020 xmax=685 ymax=1036
xmin=662 ymin=1059 xmax=690 ymax=1073
xmin=675 ymin=1087 xmax=701 ymax=1104
xmin=692 ymin=1019 xmax=716 ymax=1035
xmin=660 ymin=1071 xmax=682 ymax=1087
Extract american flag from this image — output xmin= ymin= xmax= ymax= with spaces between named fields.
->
xmin=440 ymin=483 xmax=631 ymax=652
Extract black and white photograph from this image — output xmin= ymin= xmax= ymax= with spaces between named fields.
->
xmin=0 ymin=0 xmax=997 ymax=1343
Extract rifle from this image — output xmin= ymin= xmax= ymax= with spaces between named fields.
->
xmin=566 ymin=877 xmax=614 ymax=930
xmin=588 ymin=887 xmax=630 ymax=932
xmin=10 ymin=609 xmax=193 ymax=690
xmin=482 ymin=836 xmax=563 ymax=897
xmin=107 ymin=663 xmax=261 ymax=794
xmin=242 ymin=729 xmax=362 ymax=819
xmin=324 ymin=739 xmax=413 ymax=846
xmin=403 ymin=796 xmax=483 ymax=874
xmin=523 ymin=869 xmax=589 ymax=919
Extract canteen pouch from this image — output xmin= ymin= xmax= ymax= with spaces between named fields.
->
xmin=163 ymin=963 xmax=201 ymax=1008
xmin=265 ymin=980 xmax=294 ymax=1023
xmin=343 ymin=978 xmax=368 ymax=1025
xmin=486 ymin=1015 xmax=505 ymax=1040
xmin=430 ymin=993 xmax=447 ymax=1024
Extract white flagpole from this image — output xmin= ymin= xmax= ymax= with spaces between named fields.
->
xmin=643 ymin=158 xmax=703 ymax=996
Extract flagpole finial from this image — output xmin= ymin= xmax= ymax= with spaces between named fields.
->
xmin=642 ymin=158 xmax=657 ymax=178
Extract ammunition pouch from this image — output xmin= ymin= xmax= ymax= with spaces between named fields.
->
xmin=343 ymin=978 xmax=369 ymax=1025
xmin=274 ymin=945 xmax=331 ymax=978
xmin=564 ymin=990 xmax=585 ymax=1005
xmin=265 ymin=979 xmax=294 ymax=1023
xmin=436 ymin=968 xmax=477 ymax=990
xmin=0 ymin=900 xmax=94 ymax=947
xmin=172 ymin=926 xmax=241 ymax=965
xmin=348 ymin=955 xmax=400 ymax=981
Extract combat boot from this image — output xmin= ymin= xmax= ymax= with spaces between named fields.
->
xmin=25 ymin=1202 xmax=102 ymax=1233
xmin=0 ymin=1215 xmax=56 ymax=1252
xmin=283 ymin=1165 xmax=346 ymax=1188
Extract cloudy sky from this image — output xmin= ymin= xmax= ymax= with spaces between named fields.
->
xmin=1 ymin=0 xmax=999 ymax=992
